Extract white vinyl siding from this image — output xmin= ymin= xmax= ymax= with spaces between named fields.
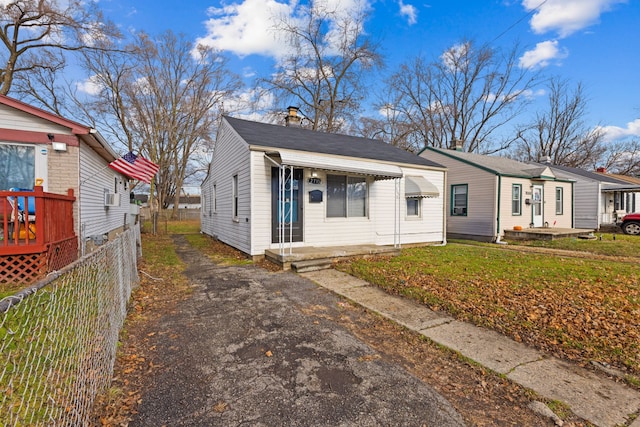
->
xmin=203 ymin=118 xmax=446 ymax=256
xmin=419 ymin=149 xmax=501 ymax=240
xmin=201 ymin=119 xmax=252 ymax=254
xmin=79 ymin=141 xmax=129 ymax=243
xmin=0 ymin=104 xmax=74 ymax=134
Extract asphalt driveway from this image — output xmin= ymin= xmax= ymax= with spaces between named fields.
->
xmin=129 ymin=235 xmax=465 ymax=426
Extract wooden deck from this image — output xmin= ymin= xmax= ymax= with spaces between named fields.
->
xmin=503 ymin=227 xmax=595 ymax=241
xmin=0 ymin=187 xmax=77 ymax=284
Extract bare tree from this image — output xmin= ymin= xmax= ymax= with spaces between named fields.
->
xmin=513 ymin=78 xmax=606 ymax=168
xmin=261 ymin=1 xmax=381 ymax=132
xmin=601 ymin=139 xmax=640 ymax=176
xmin=380 ymin=40 xmax=540 ymax=153
xmin=81 ymin=31 xmax=242 ymax=218
xmin=0 ymin=0 xmax=119 ymax=95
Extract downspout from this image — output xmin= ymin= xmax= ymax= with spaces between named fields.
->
xmin=571 ymin=181 xmax=575 ymax=228
xmin=495 ymin=174 xmax=507 ymax=244
xmin=436 ymin=171 xmax=447 ymax=246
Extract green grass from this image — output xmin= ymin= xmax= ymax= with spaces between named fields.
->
xmin=502 ymin=233 xmax=640 ymax=258
xmin=141 ymin=218 xmax=201 ymax=235
xmin=338 ymin=242 xmax=640 ymax=375
xmin=183 ymin=234 xmax=253 ymax=266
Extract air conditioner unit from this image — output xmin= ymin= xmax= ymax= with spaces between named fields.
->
xmin=104 ymin=192 xmax=120 ymax=207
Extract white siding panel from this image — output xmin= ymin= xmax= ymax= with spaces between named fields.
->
xmin=573 ymin=181 xmax=600 ymax=229
xmin=420 ymin=150 xmax=497 ymax=240
xmin=0 ymin=104 xmax=73 ymax=134
xmin=200 ymin=164 xmax=215 ymax=234
xmin=250 ymin=151 xmax=274 ymax=254
xmin=203 ymin=119 xmax=252 ymax=254
xmin=79 ymin=141 xmax=129 ymax=241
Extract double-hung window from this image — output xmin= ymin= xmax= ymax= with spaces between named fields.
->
xmin=327 ymin=174 xmax=367 ymax=218
xmin=232 ymin=175 xmax=238 ymax=219
xmin=451 ymin=184 xmax=468 ymax=216
xmin=555 ymin=187 xmax=563 ymax=214
xmin=512 ymin=184 xmax=522 ymax=215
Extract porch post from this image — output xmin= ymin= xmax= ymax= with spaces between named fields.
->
xmin=394 ymin=178 xmax=401 ymax=248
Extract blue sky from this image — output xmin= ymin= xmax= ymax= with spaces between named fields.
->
xmin=99 ymin=0 xmax=640 ymax=143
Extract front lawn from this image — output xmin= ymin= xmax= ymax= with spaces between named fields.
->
xmin=503 ymin=232 xmax=640 ymax=258
xmin=337 ymin=243 xmax=640 ymax=378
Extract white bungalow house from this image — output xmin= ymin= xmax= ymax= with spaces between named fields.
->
xmin=419 ymin=147 xmax=574 ymax=242
xmin=201 ymin=112 xmax=447 ymax=260
xmin=540 ymin=164 xmax=640 ymax=229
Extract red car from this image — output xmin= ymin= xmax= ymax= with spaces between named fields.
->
xmin=620 ymin=212 xmax=640 ymax=235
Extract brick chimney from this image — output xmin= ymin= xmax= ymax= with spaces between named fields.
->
xmin=285 ymin=106 xmax=301 ymax=127
xmin=450 ymin=138 xmax=463 ymax=151
xmin=596 ymin=167 xmax=607 ymax=173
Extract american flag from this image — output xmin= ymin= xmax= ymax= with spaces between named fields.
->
xmin=109 ymin=152 xmax=159 ymax=184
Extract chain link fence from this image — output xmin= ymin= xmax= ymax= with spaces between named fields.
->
xmin=0 ymin=225 xmax=141 ymax=426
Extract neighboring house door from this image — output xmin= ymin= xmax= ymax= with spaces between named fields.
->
xmin=532 ymin=185 xmax=543 ymax=227
xmin=271 ymin=167 xmax=303 ymax=243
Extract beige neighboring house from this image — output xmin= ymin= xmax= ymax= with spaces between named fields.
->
xmin=0 ymin=94 xmax=134 ymax=265
xmin=419 ymin=146 xmax=574 ymax=242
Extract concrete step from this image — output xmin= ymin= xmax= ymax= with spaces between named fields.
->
xmin=291 ymin=258 xmax=334 ymax=273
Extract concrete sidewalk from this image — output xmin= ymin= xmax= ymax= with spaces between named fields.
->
xmin=301 ymin=269 xmax=640 ymax=427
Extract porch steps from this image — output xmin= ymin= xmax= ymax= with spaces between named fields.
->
xmin=291 ymin=258 xmax=335 ymax=273
xmin=264 ymin=244 xmax=402 ymax=271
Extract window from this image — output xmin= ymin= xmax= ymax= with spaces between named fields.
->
xmin=213 ymin=184 xmax=217 ymax=213
xmin=512 ymin=184 xmax=522 ymax=215
xmin=232 ymin=175 xmax=238 ymax=219
xmin=406 ymin=198 xmax=420 ymax=217
xmin=0 ymin=143 xmax=35 ymax=189
xmin=555 ymin=187 xmax=563 ymax=214
xmin=451 ymin=184 xmax=468 ymax=216
xmin=327 ymin=174 xmax=368 ymax=218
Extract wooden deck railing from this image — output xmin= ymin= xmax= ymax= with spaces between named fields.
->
xmin=0 ymin=187 xmax=77 ymax=284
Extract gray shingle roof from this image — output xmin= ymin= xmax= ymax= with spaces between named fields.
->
xmin=424 ymin=147 xmax=553 ymax=178
xmin=541 ymin=163 xmax=630 ymax=184
xmin=224 ymin=116 xmax=444 ymax=169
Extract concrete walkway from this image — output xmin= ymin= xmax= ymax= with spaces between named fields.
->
xmin=301 ymin=269 xmax=640 ymax=427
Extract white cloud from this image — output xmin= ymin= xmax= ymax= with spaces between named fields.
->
xmin=598 ymin=119 xmax=640 ymax=142
xmin=76 ymin=75 xmax=103 ymax=96
xmin=522 ymin=0 xmax=626 ymax=38
xmin=194 ymin=0 xmax=295 ymax=58
xmin=193 ymin=0 xmax=373 ymax=59
xmin=398 ymin=0 xmax=417 ymax=25
xmin=519 ymin=40 xmax=567 ymax=69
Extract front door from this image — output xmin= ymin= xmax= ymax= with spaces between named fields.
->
xmin=532 ymin=185 xmax=543 ymax=227
xmin=271 ymin=167 xmax=303 ymax=243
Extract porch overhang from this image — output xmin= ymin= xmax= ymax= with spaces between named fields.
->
xmin=263 ymin=149 xmax=403 ymax=180
xmin=405 ymin=176 xmax=439 ymax=198
xmin=601 ymin=185 xmax=640 ymax=192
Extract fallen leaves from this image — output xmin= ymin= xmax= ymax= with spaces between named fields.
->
xmin=339 ymin=244 xmax=640 ymax=376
